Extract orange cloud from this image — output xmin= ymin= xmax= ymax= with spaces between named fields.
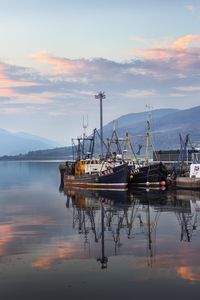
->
xmin=177 ymin=266 xmax=200 ymax=282
xmin=130 ymin=34 xmax=200 ymax=76
xmin=132 ymin=34 xmax=200 ymax=61
xmin=0 ymin=63 xmax=40 ymax=100
xmin=0 ymin=64 xmax=38 ymax=89
xmin=31 ymin=52 xmax=87 ymax=75
xmin=174 ymin=34 xmax=200 ymax=49
xmin=141 ymin=48 xmax=172 ymax=60
xmin=0 ymin=63 xmax=54 ymax=112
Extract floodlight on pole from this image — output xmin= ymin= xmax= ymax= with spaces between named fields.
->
xmin=94 ymin=91 xmax=106 ymax=157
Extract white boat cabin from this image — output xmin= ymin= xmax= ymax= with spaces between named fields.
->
xmin=190 ymin=164 xmax=200 ymax=179
xmin=85 ymin=159 xmax=106 ymax=174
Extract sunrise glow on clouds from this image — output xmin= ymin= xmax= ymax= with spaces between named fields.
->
xmin=0 ymin=62 xmax=44 ymax=108
xmin=0 ymin=0 xmax=199 ymax=142
xmin=0 ymin=33 xmax=200 ymax=116
xmin=0 ymin=35 xmax=200 ymax=121
xmin=131 ymin=35 xmax=200 ymax=69
xmin=29 ymin=34 xmax=200 ymax=84
xmin=31 ymin=52 xmax=88 ymax=75
xmin=0 ymin=33 xmax=200 ymax=127
xmin=0 ymin=63 xmax=38 ymax=97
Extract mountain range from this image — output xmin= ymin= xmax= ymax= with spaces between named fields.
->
xmin=0 ymin=129 xmax=59 ymax=156
xmin=0 ymin=106 xmax=199 ymax=160
xmin=103 ymin=106 xmax=200 ymax=151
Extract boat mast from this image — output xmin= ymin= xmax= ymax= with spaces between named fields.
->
xmin=145 ymin=105 xmax=152 ymax=165
xmin=145 ymin=120 xmax=150 ymax=165
xmin=82 ymin=115 xmax=88 ymax=157
xmin=95 ymin=91 xmax=106 ymax=158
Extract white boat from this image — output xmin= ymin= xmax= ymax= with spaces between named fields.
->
xmin=176 ymin=163 xmax=200 ymax=190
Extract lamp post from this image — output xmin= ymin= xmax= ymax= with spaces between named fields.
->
xmin=95 ymin=91 xmax=106 ymax=157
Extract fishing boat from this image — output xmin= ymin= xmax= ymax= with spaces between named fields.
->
xmin=176 ymin=163 xmax=200 ymax=190
xmin=61 ymin=92 xmax=128 ymax=190
xmin=107 ymin=118 xmax=168 ymax=188
xmin=129 ymin=161 xmax=168 ymax=187
xmin=171 ymin=136 xmax=200 ymax=190
xmin=130 ymin=111 xmax=168 ymax=187
xmin=63 ymin=157 xmax=128 ymax=190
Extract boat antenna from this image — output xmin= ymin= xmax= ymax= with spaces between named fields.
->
xmin=113 ymin=119 xmax=118 ymax=132
xmin=94 ymin=91 xmax=106 ymax=158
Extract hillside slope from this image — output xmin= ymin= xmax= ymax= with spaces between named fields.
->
xmin=0 ymin=106 xmax=199 ymax=160
xmin=0 ymin=129 xmax=59 ymax=156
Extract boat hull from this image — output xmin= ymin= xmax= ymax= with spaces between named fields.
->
xmin=64 ymin=164 xmax=128 ymax=190
xmin=176 ymin=177 xmax=200 ymax=190
xmin=128 ymin=162 xmax=168 ymax=187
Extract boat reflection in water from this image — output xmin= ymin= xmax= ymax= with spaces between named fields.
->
xmin=64 ymin=188 xmax=131 ymax=269
xmin=62 ymin=187 xmax=200 ymax=269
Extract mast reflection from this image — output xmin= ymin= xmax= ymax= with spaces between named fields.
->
xmin=62 ymin=188 xmax=200 ymax=269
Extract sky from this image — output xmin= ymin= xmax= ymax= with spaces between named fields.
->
xmin=1 ymin=0 xmax=200 ymax=145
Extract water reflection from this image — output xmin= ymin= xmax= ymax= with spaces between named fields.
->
xmin=0 ymin=161 xmax=61 ymax=189
xmin=62 ymin=187 xmax=200 ymax=280
xmin=1 ymin=161 xmax=200 ymax=300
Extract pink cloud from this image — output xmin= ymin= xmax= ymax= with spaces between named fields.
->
xmin=141 ymin=48 xmax=172 ymax=60
xmin=130 ymin=35 xmax=200 ymax=76
xmin=174 ymin=34 xmax=200 ymax=49
xmin=0 ymin=63 xmax=38 ymax=88
xmin=135 ymin=35 xmax=200 ymax=59
xmin=31 ymin=52 xmax=88 ymax=75
xmin=0 ymin=63 xmax=40 ymax=100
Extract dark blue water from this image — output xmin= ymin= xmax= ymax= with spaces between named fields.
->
xmin=0 ymin=161 xmax=200 ymax=300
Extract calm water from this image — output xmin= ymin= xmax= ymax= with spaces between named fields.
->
xmin=0 ymin=161 xmax=200 ymax=300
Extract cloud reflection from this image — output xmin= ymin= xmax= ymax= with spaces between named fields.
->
xmin=0 ymin=216 xmax=53 ymax=257
xmin=134 ymin=251 xmax=200 ymax=282
xmin=177 ymin=266 xmax=200 ymax=282
xmin=32 ymin=241 xmax=82 ymax=269
xmin=0 ymin=224 xmax=14 ymax=256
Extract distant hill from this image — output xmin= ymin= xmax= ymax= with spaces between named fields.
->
xmin=0 ymin=147 xmax=71 ymax=161
xmin=0 ymin=106 xmax=199 ymax=160
xmin=106 ymin=108 xmax=178 ymax=129
xmin=0 ymin=129 xmax=60 ymax=156
xmin=103 ymin=107 xmax=200 ymax=151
